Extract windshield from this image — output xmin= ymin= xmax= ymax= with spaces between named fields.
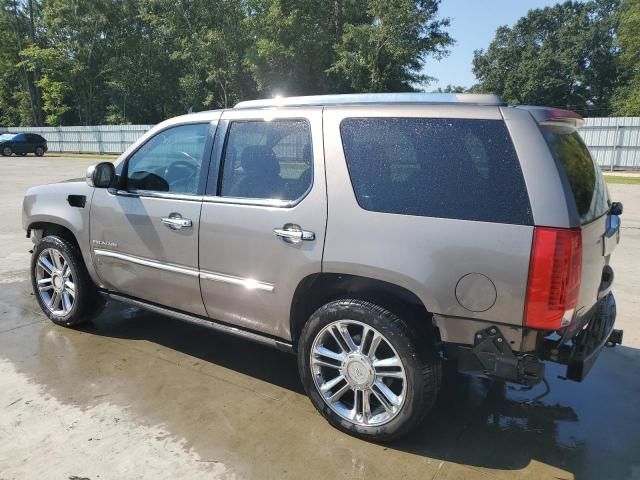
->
xmin=0 ymin=134 xmax=16 ymax=141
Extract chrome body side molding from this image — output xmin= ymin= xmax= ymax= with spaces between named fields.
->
xmin=199 ymin=271 xmax=274 ymax=292
xmin=93 ymin=248 xmax=275 ymax=292
xmin=101 ymin=291 xmax=294 ymax=353
xmin=94 ymin=248 xmax=199 ymax=277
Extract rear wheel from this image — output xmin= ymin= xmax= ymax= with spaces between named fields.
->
xmin=298 ymin=299 xmax=441 ymax=441
xmin=2 ymin=146 xmax=12 ymax=156
xmin=31 ymin=235 xmax=103 ymax=327
xmin=35 ymin=146 xmax=45 ymax=156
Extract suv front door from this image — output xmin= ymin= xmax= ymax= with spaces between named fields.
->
xmin=90 ymin=120 xmax=217 ymax=315
xmin=199 ymin=108 xmax=326 ymax=339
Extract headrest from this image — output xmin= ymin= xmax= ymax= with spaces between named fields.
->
xmin=240 ymin=145 xmax=280 ymax=177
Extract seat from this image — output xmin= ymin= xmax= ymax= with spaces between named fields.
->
xmin=230 ymin=145 xmax=285 ymax=199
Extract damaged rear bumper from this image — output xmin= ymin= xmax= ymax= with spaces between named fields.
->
xmin=541 ymin=293 xmax=620 ymax=382
xmin=456 ymin=293 xmax=621 ymax=385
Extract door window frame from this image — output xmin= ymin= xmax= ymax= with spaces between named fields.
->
xmin=113 ymin=120 xmax=218 ymax=201
xmin=204 ymin=117 xmax=314 ymax=208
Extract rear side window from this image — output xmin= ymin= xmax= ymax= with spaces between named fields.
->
xmin=220 ymin=120 xmax=312 ymax=201
xmin=340 ymin=118 xmax=532 ymax=225
xmin=542 ymin=125 xmax=609 ymax=224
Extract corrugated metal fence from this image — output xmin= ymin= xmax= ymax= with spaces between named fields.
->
xmin=1 ymin=117 xmax=640 ymax=169
xmin=578 ymin=117 xmax=640 ymax=171
xmin=2 ymin=125 xmax=153 ymax=154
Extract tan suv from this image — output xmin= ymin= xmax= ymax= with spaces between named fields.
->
xmin=22 ymin=93 xmax=623 ymax=441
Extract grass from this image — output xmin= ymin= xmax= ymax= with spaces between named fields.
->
xmin=604 ymin=175 xmax=640 ymax=185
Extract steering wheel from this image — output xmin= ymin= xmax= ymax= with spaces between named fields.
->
xmin=166 ymin=159 xmax=198 ymax=192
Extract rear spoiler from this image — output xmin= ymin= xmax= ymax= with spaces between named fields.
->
xmin=515 ymin=106 xmax=584 ymax=128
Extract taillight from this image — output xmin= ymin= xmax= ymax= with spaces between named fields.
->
xmin=524 ymin=227 xmax=582 ymax=330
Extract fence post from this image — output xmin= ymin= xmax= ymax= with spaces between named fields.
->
xmin=610 ymin=124 xmax=620 ymax=172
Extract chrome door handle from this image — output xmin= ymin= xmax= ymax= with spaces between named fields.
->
xmin=274 ymin=223 xmax=315 ymax=244
xmin=161 ymin=214 xmax=192 ymax=230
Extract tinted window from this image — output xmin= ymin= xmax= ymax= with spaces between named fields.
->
xmin=220 ymin=120 xmax=312 ymax=201
xmin=126 ymin=123 xmax=210 ymax=194
xmin=13 ymin=134 xmax=26 ymax=142
xmin=340 ymin=118 xmax=532 ymax=225
xmin=542 ymin=125 xmax=609 ymax=224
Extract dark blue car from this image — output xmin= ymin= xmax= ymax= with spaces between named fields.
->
xmin=0 ymin=133 xmax=48 ymax=156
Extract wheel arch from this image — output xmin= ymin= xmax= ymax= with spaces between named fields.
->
xmin=27 ymin=221 xmax=81 ymax=250
xmin=289 ymin=273 xmax=439 ymax=348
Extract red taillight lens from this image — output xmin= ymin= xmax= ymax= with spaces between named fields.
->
xmin=524 ymin=227 xmax=582 ymax=330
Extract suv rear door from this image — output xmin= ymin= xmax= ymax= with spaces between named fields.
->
xmin=198 ymin=107 xmax=326 ymax=340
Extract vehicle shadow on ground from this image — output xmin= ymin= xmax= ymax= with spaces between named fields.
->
xmin=80 ymin=301 xmax=640 ymax=480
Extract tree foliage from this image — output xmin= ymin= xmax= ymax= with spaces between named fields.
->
xmin=472 ymin=0 xmax=622 ymax=116
xmin=613 ymin=0 xmax=640 ymax=115
xmin=0 ymin=0 xmax=451 ymax=126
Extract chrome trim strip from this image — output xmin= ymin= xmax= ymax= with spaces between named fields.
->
xmin=94 ymin=249 xmax=275 ymax=292
xmin=116 ymin=190 xmax=204 ymax=202
xmin=93 ymin=249 xmax=199 ymax=277
xmin=201 ymin=195 xmax=295 ymax=208
xmin=102 ymin=291 xmax=293 ymax=353
xmin=200 ymin=270 xmax=274 ymax=292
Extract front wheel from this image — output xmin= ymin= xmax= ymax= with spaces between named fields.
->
xmin=298 ymin=299 xmax=441 ymax=441
xmin=31 ymin=235 xmax=103 ymax=327
xmin=2 ymin=146 xmax=12 ymax=156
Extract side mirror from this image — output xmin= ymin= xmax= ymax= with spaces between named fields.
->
xmin=86 ymin=162 xmax=115 ymax=188
xmin=610 ymin=202 xmax=623 ymax=216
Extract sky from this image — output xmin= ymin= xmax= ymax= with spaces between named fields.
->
xmin=424 ymin=0 xmax=564 ymax=90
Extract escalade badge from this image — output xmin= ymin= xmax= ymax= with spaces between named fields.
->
xmin=92 ymin=239 xmax=118 ymax=248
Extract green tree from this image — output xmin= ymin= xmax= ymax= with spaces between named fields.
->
xmin=330 ymin=0 xmax=451 ymax=92
xmin=247 ymin=0 xmax=451 ymax=95
xmin=613 ymin=0 xmax=640 ymax=115
xmin=433 ymin=84 xmax=467 ymax=93
xmin=0 ymin=0 xmax=44 ymax=126
xmin=472 ymin=0 xmax=621 ymax=116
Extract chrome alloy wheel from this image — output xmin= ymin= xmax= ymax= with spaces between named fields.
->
xmin=310 ymin=320 xmax=407 ymax=426
xmin=35 ymin=248 xmax=75 ymax=316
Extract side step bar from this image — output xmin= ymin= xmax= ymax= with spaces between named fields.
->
xmin=99 ymin=291 xmax=294 ymax=354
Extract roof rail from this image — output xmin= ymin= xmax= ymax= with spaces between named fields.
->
xmin=234 ymin=93 xmax=505 ymax=109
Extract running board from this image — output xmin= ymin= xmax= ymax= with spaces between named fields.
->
xmin=100 ymin=291 xmax=294 ymax=353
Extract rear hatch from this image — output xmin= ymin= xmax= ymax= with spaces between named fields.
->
xmin=540 ymin=120 xmax=617 ymax=321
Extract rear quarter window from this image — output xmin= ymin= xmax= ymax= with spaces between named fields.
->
xmin=542 ymin=125 xmax=609 ymax=224
xmin=340 ymin=118 xmax=532 ymax=225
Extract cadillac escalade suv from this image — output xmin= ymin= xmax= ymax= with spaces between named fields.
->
xmin=22 ymin=93 xmax=623 ymax=441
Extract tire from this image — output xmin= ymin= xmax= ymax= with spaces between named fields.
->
xmin=35 ymin=146 xmax=45 ymax=156
xmin=31 ymin=235 xmax=104 ymax=327
xmin=298 ymin=299 xmax=441 ymax=442
xmin=2 ymin=146 xmax=12 ymax=156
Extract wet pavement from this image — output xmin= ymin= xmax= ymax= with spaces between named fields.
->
xmin=1 ymin=157 xmax=639 ymax=479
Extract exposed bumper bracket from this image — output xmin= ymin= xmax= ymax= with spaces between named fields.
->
xmin=457 ymin=326 xmax=544 ymax=386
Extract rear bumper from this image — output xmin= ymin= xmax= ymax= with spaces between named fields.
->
xmin=542 ymin=293 xmax=620 ymax=381
xmin=456 ymin=293 xmax=620 ymax=385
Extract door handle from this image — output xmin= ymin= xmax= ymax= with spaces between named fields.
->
xmin=274 ymin=223 xmax=315 ymax=244
xmin=161 ymin=214 xmax=193 ymax=230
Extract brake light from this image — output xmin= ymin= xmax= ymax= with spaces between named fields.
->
xmin=524 ymin=227 xmax=582 ymax=330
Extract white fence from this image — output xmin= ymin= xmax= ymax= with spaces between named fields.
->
xmin=1 ymin=117 xmax=640 ymax=169
xmin=2 ymin=125 xmax=153 ymax=154
xmin=578 ymin=117 xmax=640 ymax=171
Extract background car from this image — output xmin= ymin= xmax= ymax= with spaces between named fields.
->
xmin=0 ymin=132 xmax=48 ymax=156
